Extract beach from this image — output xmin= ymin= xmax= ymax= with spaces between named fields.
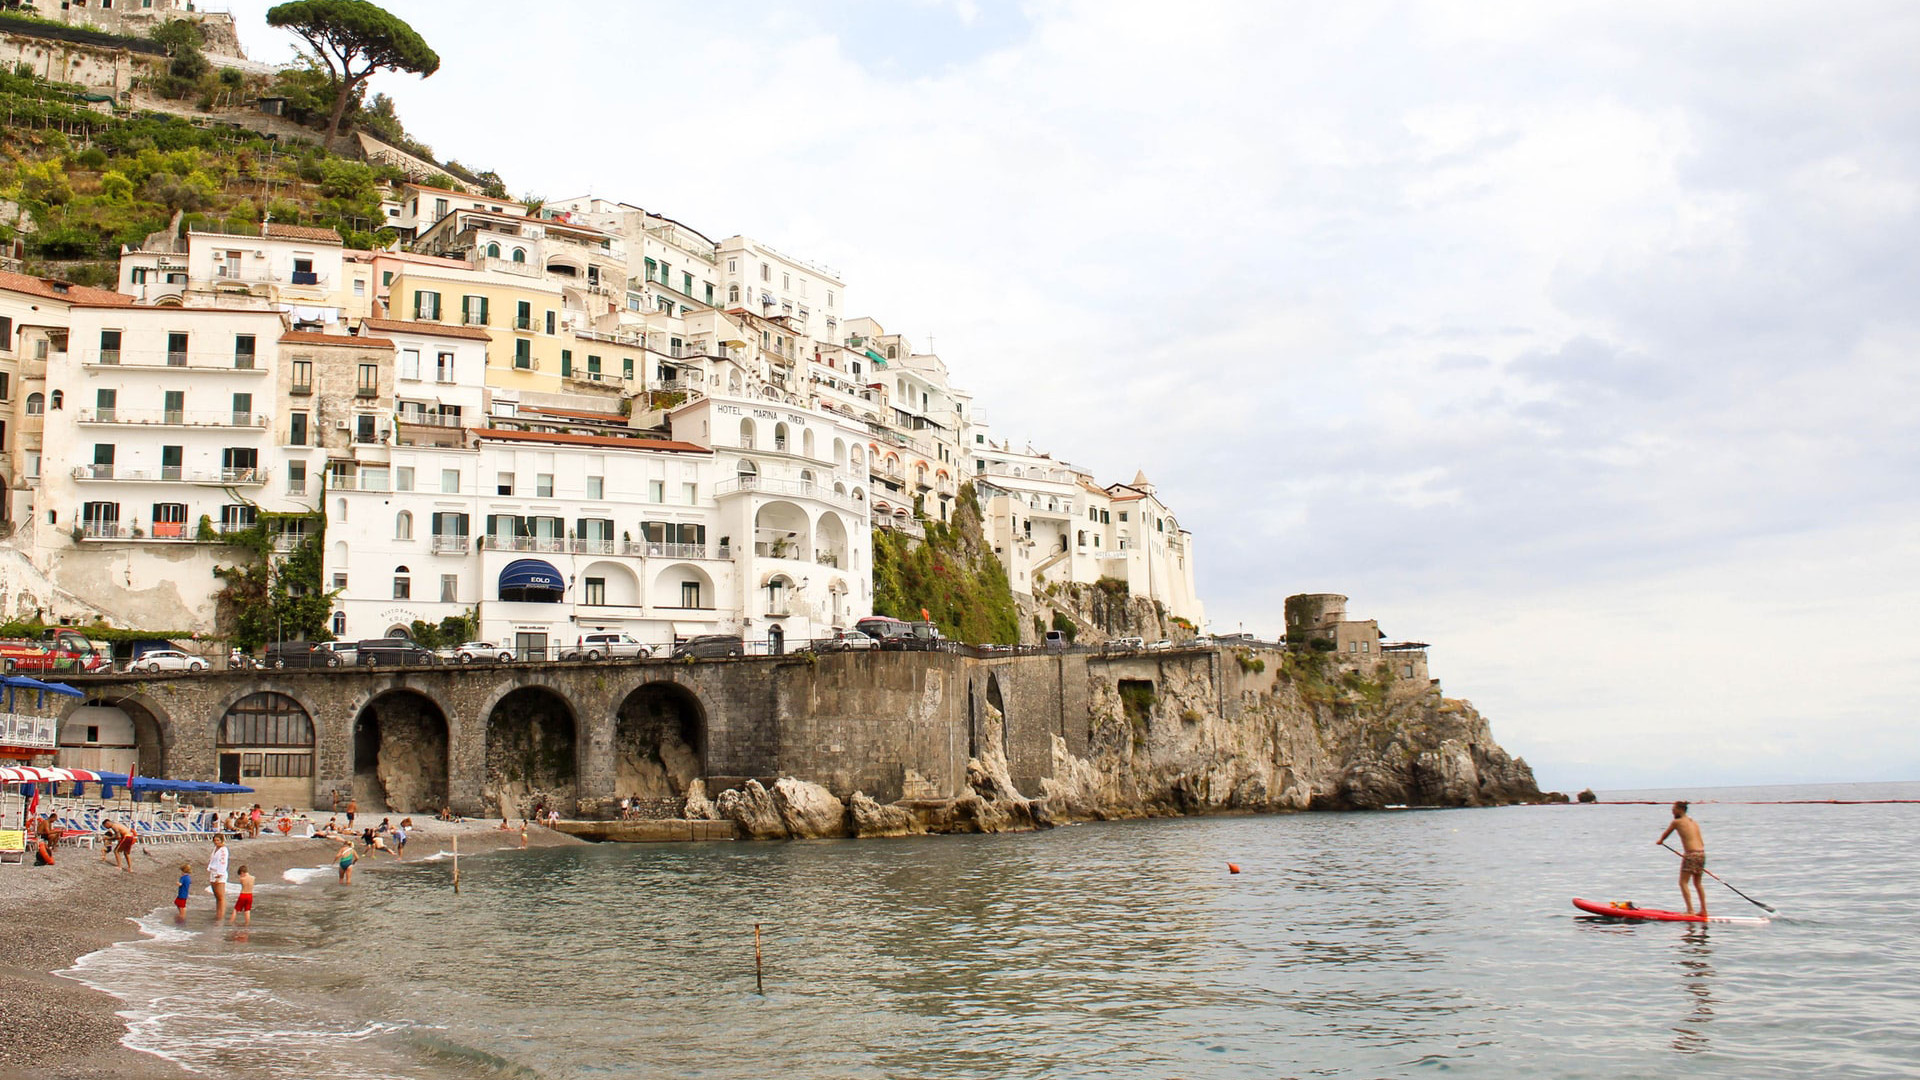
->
xmin=0 ymin=818 xmax=582 ymax=1080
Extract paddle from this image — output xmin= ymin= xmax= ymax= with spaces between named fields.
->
xmin=1663 ymin=841 xmax=1777 ymax=914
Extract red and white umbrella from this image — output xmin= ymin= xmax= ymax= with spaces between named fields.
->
xmin=0 ymin=766 xmax=105 ymax=785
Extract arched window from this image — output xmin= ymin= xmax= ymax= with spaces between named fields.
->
xmin=49 ymin=390 xmax=62 ymax=410
xmin=773 ymin=422 xmax=789 ymax=452
xmin=728 ymin=284 xmax=740 ymax=303
xmin=331 ymin=611 xmax=346 ymax=637
xmin=736 ymin=459 xmax=758 ymax=481
xmin=219 ymin=693 xmax=313 ymax=747
xmin=486 ymin=241 xmax=501 ymax=258
xmin=24 ymin=393 xmax=43 ymax=415
xmin=886 ymin=345 xmax=897 ymax=359
xmin=511 ymin=248 xmax=526 ymax=263
xmin=335 ymin=498 xmax=347 ymax=522
xmin=393 ymin=565 xmax=411 ymax=600
xmin=739 ymin=417 xmax=756 ymax=449
xmin=800 ymin=469 xmax=816 ymax=486
xmin=395 ymin=510 xmax=413 ymax=540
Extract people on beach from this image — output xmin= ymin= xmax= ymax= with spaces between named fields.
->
xmin=336 ymin=839 xmax=357 ymax=884
xmin=248 ymin=804 xmax=263 ymax=839
xmin=392 ymin=821 xmax=409 ymax=860
xmin=346 ymin=799 xmax=358 ymax=828
xmin=519 ymin=820 xmax=528 ymax=849
xmin=174 ymin=863 xmax=192 ymax=924
xmin=208 ymin=834 xmax=230 ymax=923
xmin=232 ymin=865 xmax=256 ymax=927
xmin=1657 ymin=800 xmax=1708 ymax=917
xmin=101 ymin=818 xmax=137 ymax=871
xmin=33 ymin=813 xmax=58 ymax=866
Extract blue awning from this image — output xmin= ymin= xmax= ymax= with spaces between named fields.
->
xmin=499 ymin=559 xmax=564 ymax=602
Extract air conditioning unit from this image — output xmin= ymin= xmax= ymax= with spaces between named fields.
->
xmin=335 ymin=419 xmax=350 ymax=430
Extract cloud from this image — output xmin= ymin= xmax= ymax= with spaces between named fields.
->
xmin=222 ymin=1 xmax=1920 ymax=785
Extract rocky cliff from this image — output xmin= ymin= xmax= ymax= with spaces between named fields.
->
xmin=702 ymin=648 xmax=1545 ymax=840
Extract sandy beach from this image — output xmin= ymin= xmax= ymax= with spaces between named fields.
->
xmin=1 ymin=818 xmax=583 ymax=1080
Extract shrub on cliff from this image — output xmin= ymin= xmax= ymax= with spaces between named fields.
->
xmin=871 ymin=483 xmax=1019 ymax=644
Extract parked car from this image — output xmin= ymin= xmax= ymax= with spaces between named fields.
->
xmin=854 ymin=616 xmax=916 ymax=650
xmin=134 ymin=648 xmax=205 ymax=674
xmin=1043 ymin=630 xmax=1070 ymax=652
xmin=672 ymin=635 xmax=744 ymax=659
xmin=566 ymin=632 xmax=652 ymax=661
xmin=446 ymin=640 xmax=514 ymax=663
xmin=903 ymin=621 xmax=948 ymax=651
xmin=319 ymin=641 xmax=357 ymax=665
xmin=1147 ymin=640 xmax=1174 ymax=651
xmin=1111 ymin=636 xmax=1146 ymax=651
xmin=265 ymin=641 xmax=341 ymax=669
xmin=355 ymin=639 xmax=440 ymax=666
xmin=819 ymin=628 xmax=879 ymax=652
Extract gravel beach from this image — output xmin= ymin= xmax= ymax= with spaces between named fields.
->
xmin=0 ymin=818 xmax=583 ymax=1080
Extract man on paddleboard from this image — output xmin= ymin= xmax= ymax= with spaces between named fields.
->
xmin=1656 ymin=801 xmax=1707 ymax=917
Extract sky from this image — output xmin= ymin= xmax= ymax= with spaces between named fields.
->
xmin=220 ymin=0 xmax=1920 ymax=791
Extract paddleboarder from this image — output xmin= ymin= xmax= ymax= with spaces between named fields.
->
xmin=1656 ymin=800 xmax=1707 ymax=917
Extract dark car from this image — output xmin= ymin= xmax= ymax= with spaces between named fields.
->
xmin=355 ymin=639 xmax=440 ymax=666
xmin=264 ymin=641 xmax=341 ymax=669
xmin=671 ymin=635 xmax=744 ymax=659
xmin=854 ymin=616 xmax=916 ymax=650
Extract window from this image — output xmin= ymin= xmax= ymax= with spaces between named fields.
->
xmin=287 ymin=460 xmax=306 ymax=495
xmin=289 ymin=412 xmax=308 ymax=446
xmin=357 ymin=364 xmax=378 ymax=395
xmin=434 ymin=198 xmax=449 ymax=217
xmin=761 ymin=262 xmax=770 ymax=282
xmin=291 ymin=359 xmax=313 ymax=392
xmin=436 ymin=352 xmax=455 ymax=382
xmin=514 ymin=339 xmax=531 ymax=368
xmin=392 ymin=567 xmax=411 ymax=600
xmin=395 ymin=466 xmax=414 ymax=492
xmin=683 ymin=272 xmax=694 ymax=296
xmin=583 ymin=578 xmax=606 ymax=606
xmin=536 ymin=473 xmax=554 ymax=497
xmin=560 ymin=350 xmax=572 ymax=377
xmin=234 ymin=334 xmax=255 ymax=369
xmin=1119 ymin=511 xmax=1128 ymax=522
xmin=167 ymin=332 xmax=188 ymax=366
xmin=97 ymin=330 xmax=121 ymax=364
xmin=683 ymin=482 xmax=697 ymax=504
xmin=400 ymin=349 xmax=421 ymax=381
xmin=511 ymin=248 xmax=525 ymax=263
xmin=24 ymin=452 xmax=38 ymax=479
xmin=0 ymin=316 xmax=10 ymax=351
xmin=332 ymin=612 xmax=347 ymax=636
xmin=25 ymin=393 xmax=42 ymax=415
xmin=440 ymin=574 xmax=458 ymax=603
xmin=91 ymin=444 xmax=116 ymax=477
xmin=96 ymin=388 xmax=117 ymax=420
xmin=728 ymin=284 xmax=740 ymax=304
xmin=356 ymin=414 xmax=377 ymax=444
xmin=395 ymin=511 xmax=413 ymax=540
xmin=827 ymin=290 xmax=835 ymax=309
xmin=218 ymin=693 xmax=313 ymax=747
xmin=544 ymin=309 xmax=555 ymax=335
xmin=586 ymin=476 xmax=603 ymax=499
xmin=782 ymin=273 xmax=791 ymax=290
xmin=681 ymin=580 xmax=702 ymax=608
xmin=485 ymin=241 xmax=500 ymax=258
xmin=353 ymin=279 xmax=365 ymax=297
xmin=649 ymin=480 xmax=664 ymax=503
xmin=441 ymin=469 xmax=459 ymax=494
xmin=414 ymin=290 xmax=442 ymax=320
xmin=382 ymin=270 xmax=394 ymax=287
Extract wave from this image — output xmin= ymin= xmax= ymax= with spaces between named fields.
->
xmin=283 ymin=865 xmax=333 ymax=885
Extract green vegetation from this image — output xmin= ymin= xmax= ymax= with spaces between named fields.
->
xmin=1118 ymin=679 xmax=1155 ymax=748
xmin=1049 ymin=610 xmax=1078 ymax=643
xmin=870 ymin=483 xmax=1019 ymax=644
xmin=211 ymin=513 xmax=337 ymax=650
xmin=267 ymin=0 xmax=440 ymax=148
xmin=1235 ymin=650 xmax=1266 ymax=674
xmin=406 ymin=611 xmax=477 ymax=651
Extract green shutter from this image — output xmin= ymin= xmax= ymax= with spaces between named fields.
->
xmin=479 ymin=297 xmax=489 ymax=325
xmin=560 ymin=350 xmax=571 ymax=376
xmin=413 ymin=291 xmax=423 ymax=318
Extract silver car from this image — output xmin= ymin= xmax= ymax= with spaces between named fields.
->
xmin=452 ymin=641 xmax=515 ymax=663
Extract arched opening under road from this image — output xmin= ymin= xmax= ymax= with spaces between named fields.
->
xmin=353 ymin=690 xmax=449 ymax=813
xmin=484 ymin=686 xmax=578 ymax=818
xmin=218 ymin=692 xmax=315 ymax=808
xmin=614 ymin=682 xmax=706 ymax=810
xmin=59 ymin=697 xmax=167 ymax=778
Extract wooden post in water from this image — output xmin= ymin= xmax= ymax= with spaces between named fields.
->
xmin=451 ymin=834 xmax=460 ymax=894
xmin=754 ymin=923 xmax=764 ymax=994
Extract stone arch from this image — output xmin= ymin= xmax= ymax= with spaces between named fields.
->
xmin=483 ymin=685 xmax=580 ymax=818
xmin=58 ymin=693 xmax=168 ymax=778
xmin=985 ymin=671 xmax=1009 ymax=760
xmin=578 ymin=559 xmax=639 ymax=607
xmin=816 ymin=511 xmax=849 ymax=568
xmin=613 ymin=681 xmax=707 ymax=808
xmin=352 ymin=689 xmax=449 ymax=813
xmin=218 ymin=691 xmax=317 ymax=807
xmin=754 ymin=500 xmax=811 ymax=561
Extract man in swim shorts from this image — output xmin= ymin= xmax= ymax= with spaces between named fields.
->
xmin=101 ymin=818 xmax=137 ymax=871
xmin=232 ymin=864 xmax=256 ymax=927
xmin=1657 ymin=800 xmax=1708 ymax=917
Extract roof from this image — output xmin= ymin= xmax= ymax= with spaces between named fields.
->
xmin=519 ymin=405 xmax=627 ymax=422
xmin=403 ymin=181 xmax=481 ymax=200
xmin=262 ymin=223 xmax=344 ymax=245
xmin=475 ymin=427 xmax=710 ymax=454
xmin=0 ymin=270 xmax=135 ymax=307
xmin=361 ymin=317 xmax=492 ymax=342
xmin=280 ymin=331 xmax=394 ymax=348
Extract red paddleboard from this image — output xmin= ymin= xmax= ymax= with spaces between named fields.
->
xmin=1572 ymin=898 xmax=1769 ymax=926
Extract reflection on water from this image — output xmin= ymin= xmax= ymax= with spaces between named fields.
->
xmin=65 ymin=785 xmax=1920 ymax=1080
xmin=1671 ymin=926 xmax=1715 ymax=1054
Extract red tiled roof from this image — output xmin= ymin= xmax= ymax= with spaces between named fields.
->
xmin=0 ymin=270 xmax=134 ymax=307
xmin=361 ymin=317 xmax=492 ymax=342
xmin=262 ymin=223 xmax=344 ymax=244
xmin=475 ymin=427 xmax=709 ymax=454
xmin=280 ymin=331 xmax=394 ymax=348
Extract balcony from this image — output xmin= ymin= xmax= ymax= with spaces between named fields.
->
xmin=765 ymin=599 xmax=792 ymax=617
xmin=78 ymin=408 xmax=268 ymax=429
xmin=355 ymin=385 xmax=379 ymax=398
xmin=513 ymin=316 xmax=533 ymax=331
xmin=71 ymin=465 xmax=269 ymax=485
xmin=630 ymin=541 xmax=707 ymax=559
xmin=485 ymin=535 xmax=569 ymax=553
xmin=430 ymin=534 xmax=471 ymax=554
xmin=397 ymin=411 xmax=464 ymax=429
xmin=81 ymin=349 xmax=270 ymax=373
xmin=713 ymin=474 xmax=858 ymax=512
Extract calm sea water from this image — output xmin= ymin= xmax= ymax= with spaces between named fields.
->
xmin=69 ymin=782 xmax=1920 ymax=1079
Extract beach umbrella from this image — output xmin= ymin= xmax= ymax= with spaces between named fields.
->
xmin=0 ymin=766 xmax=104 ymax=784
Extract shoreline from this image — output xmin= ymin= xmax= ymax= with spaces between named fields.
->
xmin=3 ymin=819 xmax=582 ymax=1080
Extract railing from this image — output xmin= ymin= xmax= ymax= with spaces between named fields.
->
xmin=571 ymin=537 xmax=614 ymax=555
xmin=397 ymin=411 xmax=465 ymax=428
xmin=713 ymin=475 xmax=858 ymax=511
xmin=80 ymin=522 xmax=129 ymax=539
xmin=0 ymin=711 xmax=57 ymax=750
xmin=271 ymin=533 xmax=312 ymax=552
xmin=78 ymin=408 xmax=268 ymax=428
xmin=71 ymin=465 xmax=268 ymax=485
xmin=567 ymin=369 xmax=623 ymax=386
xmin=512 ymin=316 xmax=533 ymax=330
xmin=487 ymin=536 xmax=569 ymax=553
xmin=81 ymin=349 xmax=270 ymax=372
xmin=431 ymin=535 xmax=471 ymax=554
xmin=633 ymin=541 xmax=710 ymax=559
xmin=765 ymin=600 xmax=792 ymax=617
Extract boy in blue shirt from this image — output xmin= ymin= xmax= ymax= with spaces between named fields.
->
xmin=173 ymin=863 xmax=192 ymax=924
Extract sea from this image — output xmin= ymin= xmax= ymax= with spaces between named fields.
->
xmin=65 ymin=782 xmax=1920 ymax=1079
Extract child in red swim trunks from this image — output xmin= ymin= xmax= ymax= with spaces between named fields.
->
xmin=232 ymin=865 xmax=256 ymax=927
xmin=174 ymin=863 xmax=192 ymax=923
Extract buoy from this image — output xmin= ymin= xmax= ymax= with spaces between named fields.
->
xmin=1227 ymin=863 xmax=1241 ymax=874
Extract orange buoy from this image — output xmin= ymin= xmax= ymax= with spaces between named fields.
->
xmin=1227 ymin=863 xmax=1241 ymax=874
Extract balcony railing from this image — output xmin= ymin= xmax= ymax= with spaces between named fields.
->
xmin=79 ymin=408 xmax=268 ymax=429
xmin=71 ymin=465 xmax=268 ymax=485
xmin=81 ymin=349 xmax=270 ymax=372
xmin=397 ymin=411 xmax=465 ymax=428
xmin=431 ymin=534 xmax=471 ymax=554
xmin=714 ymin=474 xmax=858 ymax=511
xmin=486 ymin=535 xmax=569 ymax=553
xmin=571 ymin=537 xmax=614 ymax=555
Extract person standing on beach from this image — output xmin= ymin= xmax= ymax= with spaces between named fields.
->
xmin=207 ymin=834 xmax=230 ymax=923
xmin=232 ymin=865 xmax=256 ymax=927
xmin=391 ymin=821 xmax=408 ymax=860
xmin=1657 ymin=800 xmax=1708 ymax=917
xmin=174 ymin=863 xmax=192 ymax=924
xmin=101 ymin=818 xmax=137 ymax=871
xmin=336 ymin=839 xmax=357 ymax=884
